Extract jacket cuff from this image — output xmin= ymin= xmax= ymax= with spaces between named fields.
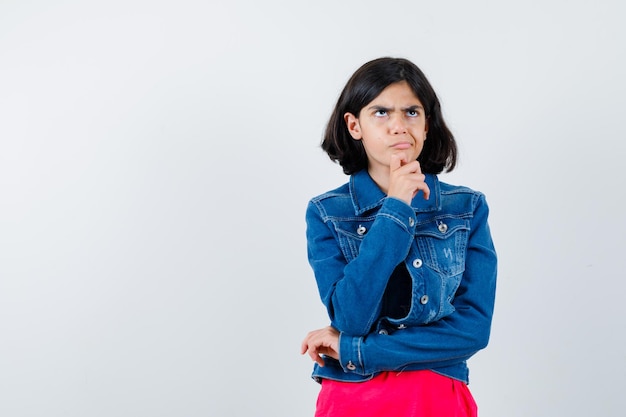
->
xmin=379 ymin=197 xmax=418 ymax=234
xmin=338 ymin=332 xmax=365 ymax=374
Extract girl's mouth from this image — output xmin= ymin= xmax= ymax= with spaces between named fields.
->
xmin=391 ymin=141 xmax=411 ymax=150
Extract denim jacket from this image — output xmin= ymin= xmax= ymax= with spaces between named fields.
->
xmin=305 ymin=170 xmax=497 ymax=384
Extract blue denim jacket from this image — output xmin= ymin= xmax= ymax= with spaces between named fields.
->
xmin=305 ymin=170 xmax=497 ymax=383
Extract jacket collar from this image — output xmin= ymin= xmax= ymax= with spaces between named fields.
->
xmin=349 ymin=169 xmax=440 ymax=215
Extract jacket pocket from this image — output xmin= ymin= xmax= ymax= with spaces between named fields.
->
xmin=334 ymin=218 xmax=375 ymax=262
xmin=415 ymin=217 xmax=469 ymax=277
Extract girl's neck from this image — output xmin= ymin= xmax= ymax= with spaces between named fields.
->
xmin=367 ymin=167 xmax=390 ymax=195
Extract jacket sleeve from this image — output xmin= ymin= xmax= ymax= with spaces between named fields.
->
xmin=337 ymin=193 xmax=497 ymax=375
xmin=306 ymin=196 xmax=418 ymax=336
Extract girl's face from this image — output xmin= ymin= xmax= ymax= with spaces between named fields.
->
xmin=344 ymin=81 xmax=428 ymax=178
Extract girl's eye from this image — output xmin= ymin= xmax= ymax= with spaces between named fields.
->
xmin=407 ymin=110 xmax=419 ymax=117
xmin=374 ymin=110 xmax=388 ymax=117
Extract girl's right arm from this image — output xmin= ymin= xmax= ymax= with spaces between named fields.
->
xmin=306 ymin=195 xmax=417 ymax=336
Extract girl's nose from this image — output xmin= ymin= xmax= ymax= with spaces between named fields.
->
xmin=389 ymin=114 xmax=407 ymax=134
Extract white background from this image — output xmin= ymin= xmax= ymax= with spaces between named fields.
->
xmin=1 ymin=1 xmax=625 ymax=416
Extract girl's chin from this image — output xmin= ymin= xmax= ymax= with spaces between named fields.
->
xmin=390 ymin=150 xmax=419 ymax=162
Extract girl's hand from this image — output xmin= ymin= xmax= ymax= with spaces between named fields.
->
xmin=387 ymin=153 xmax=430 ymax=204
xmin=300 ymin=326 xmax=340 ymax=367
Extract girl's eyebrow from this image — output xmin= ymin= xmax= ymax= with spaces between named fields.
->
xmin=367 ymin=104 xmax=424 ymax=111
xmin=367 ymin=105 xmax=391 ymax=111
xmin=402 ymin=105 xmax=424 ymax=111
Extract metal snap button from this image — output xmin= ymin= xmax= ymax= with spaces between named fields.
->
xmin=357 ymin=225 xmax=367 ymax=235
xmin=346 ymin=361 xmax=356 ymax=371
xmin=412 ymin=258 xmax=423 ymax=268
xmin=408 ymin=218 xmax=415 ymax=227
xmin=397 ymin=324 xmax=406 ymax=330
xmin=438 ymin=222 xmax=448 ymax=233
xmin=420 ymin=295 xmax=429 ymax=305
xmin=378 ymin=329 xmax=388 ymax=335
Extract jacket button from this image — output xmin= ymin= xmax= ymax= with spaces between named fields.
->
xmin=346 ymin=361 xmax=356 ymax=371
xmin=420 ymin=295 xmax=429 ymax=304
xmin=397 ymin=324 xmax=406 ymax=330
xmin=412 ymin=259 xmax=423 ymax=268
xmin=438 ymin=222 xmax=448 ymax=233
xmin=378 ymin=329 xmax=388 ymax=335
xmin=357 ymin=225 xmax=367 ymax=235
xmin=408 ymin=218 xmax=415 ymax=227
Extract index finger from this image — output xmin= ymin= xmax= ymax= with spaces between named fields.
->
xmin=389 ymin=153 xmax=406 ymax=172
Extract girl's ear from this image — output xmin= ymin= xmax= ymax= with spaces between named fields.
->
xmin=344 ymin=112 xmax=362 ymax=140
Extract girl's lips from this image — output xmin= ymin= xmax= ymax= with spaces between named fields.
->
xmin=391 ymin=142 xmax=411 ymax=150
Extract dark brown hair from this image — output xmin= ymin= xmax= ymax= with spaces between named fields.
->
xmin=322 ymin=57 xmax=457 ymax=175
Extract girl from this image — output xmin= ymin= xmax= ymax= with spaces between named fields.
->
xmin=300 ymin=57 xmax=497 ymax=416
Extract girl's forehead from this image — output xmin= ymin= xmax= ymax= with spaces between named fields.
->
xmin=368 ymin=81 xmax=422 ymax=105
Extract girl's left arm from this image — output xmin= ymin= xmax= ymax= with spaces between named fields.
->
xmin=337 ymin=193 xmax=497 ymax=375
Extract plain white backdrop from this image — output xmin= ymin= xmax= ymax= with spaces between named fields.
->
xmin=1 ymin=1 xmax=625 ymax=416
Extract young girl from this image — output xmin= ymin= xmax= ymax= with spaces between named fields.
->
xmin=300 ymin=57 xmax=497 ymax=416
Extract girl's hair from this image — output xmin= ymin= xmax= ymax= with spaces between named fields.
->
xmin=322 ymin=57 xmax=457 ymax=175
